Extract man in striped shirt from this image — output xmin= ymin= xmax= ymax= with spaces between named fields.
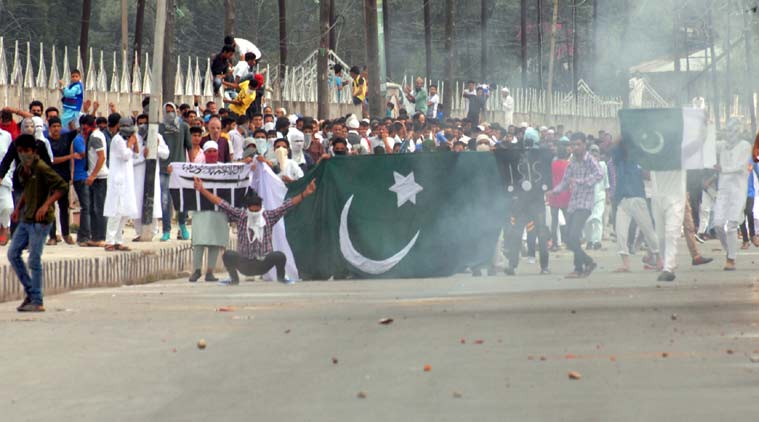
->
xmin=193 ymin=174 xmax=316 ymax=284
xmin=548 ymin=132 xmax=604 ymax=278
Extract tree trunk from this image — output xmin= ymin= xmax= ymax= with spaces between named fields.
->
xmin=707 ymin=6 xmax=720 ymax=129
xmin=121 ymin=0 xmax=129 ymax=56
xmin=744 ymin=8 xmax=757 ymax=133
xmin=383 ymin=0 xmax=392 ymax=79
xmin=545 ymin=0 xmax=558 ymax=119
xmin=224 ymin=0 xmax=235 ymax=37
xmin=329 ymin=0 xmax=336 ymax=51
xmin=590 ymin=0 xmax=597 ymax=84
xmin=619 ymin=0 xmax=631 ymax=107
xmin=443 ymin=0 xmax=454 ymax=118
xmin=537 ymin=0 xmax=543 ymax=87
xmin=724 ymin=0 xmax=732 ymax=119
xmin=134 ymin=0 xmax=146 ymax=73
xmin=424 ymin=0 xmax=433 ymax=80
xmin=364 ymin=0 xmax=382 ymax=117
xmin=80 ymin=0 xmax=92 ymax=69
xmin=279 ymin=0 xmax=287 ymax=72
xmin=480 ymin=0 xmax=488 ymax=82
xmin=318 ymin=0 xmax=331 ymax=119
xmin=163 ymin=0 xmax=176 ymax=101
xmin=520 ymin=0 xmax=527 ymax=88
xmin=571 ymin=0 xmax=578 ymax=100
xmin=672 ymin=6 xmax=682 ymax=105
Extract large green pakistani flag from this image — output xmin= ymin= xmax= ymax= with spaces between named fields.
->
xmin=284 ymin=153 xmax=508 ymax=279
xmin=619 ymin=108 xmax=706 ymax=170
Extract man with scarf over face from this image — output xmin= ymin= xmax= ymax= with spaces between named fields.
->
xmin=159 ymin=103 xmax=192 ymax=241
xmin=194 ymin=174 xmax=317 ymax=285
xmin=712 ymin=118 xmax=752 ymax=271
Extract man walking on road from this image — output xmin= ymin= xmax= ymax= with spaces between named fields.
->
xmin=8 ymin=134 xmax=68 ymax=312
xmin=548 ymin=132 xmax=604 ymax=278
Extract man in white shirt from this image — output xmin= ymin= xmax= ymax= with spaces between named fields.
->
xmin=427 ymin=85 xmax=439 ymax=119
xmin=712 ymin=119 xmax=752 ymax=271
xmin=501 ymin=87 xmax=515 ymax=126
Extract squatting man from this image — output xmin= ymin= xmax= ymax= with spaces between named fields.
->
xmin=193 ymin=175 xmax=317 ymax=284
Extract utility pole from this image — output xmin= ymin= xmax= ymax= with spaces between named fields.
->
xmin=443 ymin=0 xmax=454 ymax=118
xmin=591 ymin=0 xmax=597 ymax=84
xmin=318 ymin=0 xmax=331 ymax=119
xmin=142 ymin=0 xmax=166 ymax=238
xmin=121 ymin=0 xmax=129 ymax=57
xmin=520 ymin=0 xmax=528 ymax=88
xmin=134 ymin=0 xmax=146 ymax=73
xmin=572 ymin=0 xmax=578 ymax=100
xmin=424 ymin=0 xmax=433 ymax=80
xmin=163 ymin=0 xmax=177 ymax=101
xmin=80 ymin=0 xmax=92 ymax=69
xmin=724 ymin=0 xmax=733 ymax=119
xmin=672 ymin=5 xmax=682 ymax=105
xmin=364 ymin=0 xmax=382 ymax=117
xmin=545 ymin=0 xmax=559 ymax=120
xmin=377 ymin=0 xmax=387 ymax=89
xmin=383 ymin=0 xmax=392 ymax=80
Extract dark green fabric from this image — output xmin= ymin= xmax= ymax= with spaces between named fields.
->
xmin=19 ymin=158 xmax=68 ymax=224
xmin=285 ymin=152 xmax=508 ymax=279
xmin=619 ymin=108 xmax=683 ymax=171
xmin=159 ymin=122 xmax=192 ymax=174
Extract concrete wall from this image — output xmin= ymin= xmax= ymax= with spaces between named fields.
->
xmin=0 ymin=244 xmax=193 ymax=303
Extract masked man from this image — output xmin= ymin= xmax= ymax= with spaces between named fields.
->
xmin=133 ymin=115 xmax=170 ymax=240
xmin=712 ymin=119 xmax=752 ymax=271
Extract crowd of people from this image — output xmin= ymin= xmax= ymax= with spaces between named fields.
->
xmin=2 ymin=36 xmax=757 ymax=312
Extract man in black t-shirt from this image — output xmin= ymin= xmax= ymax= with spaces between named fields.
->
xmin=47 ymin=117 xmax=80 ymax=245
xmin=465 ymin=86 xmax=487 ymax=124
xmin=211 ymin=46 xmax=235 ymax=94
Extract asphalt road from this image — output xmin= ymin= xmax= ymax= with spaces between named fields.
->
xmin=1 ymin=241 xmax=759 ymax=421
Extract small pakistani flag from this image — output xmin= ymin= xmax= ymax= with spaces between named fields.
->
xmin=284 ymin=153 xmax=508 ymax=279
xmin=619 ymin=108 xmax=706 ymax=170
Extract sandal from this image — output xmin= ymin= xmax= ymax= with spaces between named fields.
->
xmin=104 ymin=245 xmax=116 ymax=252
xmin=115 ymin=245 xmax=131 ymax=252
xmin=613 ymin=267 xmax=631 ymax=273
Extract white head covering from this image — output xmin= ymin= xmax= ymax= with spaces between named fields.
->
xmin=520 ymin=122 xmax=529 ymax=128
xmin=346 ymin=114 xmax=359 ymax=130
xmin=263 ymin=122 xmax=276 ymax=132
xmin=288 ymin=114 xmax=298 ymax=126
xmin=202 ymin=140 xmax=219 ymax=152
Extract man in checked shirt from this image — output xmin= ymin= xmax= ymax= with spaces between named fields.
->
xmin=547 ymin=132 xmax=604 ymax=278
xmin=193 ymin=176 xmax=317 ymax=285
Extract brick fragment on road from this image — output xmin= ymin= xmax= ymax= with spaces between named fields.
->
xmin=197 ymin=339 xmax=207 ymax=350
xmin=378 ymin=318 xmax=394 ymax=325
xmin=356 ymin=391 xmax=367 ymax=399
xmin=568 ymin=371 xmax=582 ymax=380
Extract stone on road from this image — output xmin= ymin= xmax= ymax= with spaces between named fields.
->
xmin=1 ymin=241 xmax=758 ymax=421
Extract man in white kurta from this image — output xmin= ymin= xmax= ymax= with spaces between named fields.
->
xmin=712 ymin=119 xmax=752 ymax=270
xmin=584 ymin=145 xmax=609 ymax=248
xmin=501 ymin=87 xmax=514 ymax=126
xmin=133 ymin=125 xmax=170 ymax=239
xmin=651 ymin=170 xmax=686 ymax=282
xmin=104 ymin=119 xmax=139 ymax=249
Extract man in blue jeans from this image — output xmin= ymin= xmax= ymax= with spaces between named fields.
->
xmin=72 ymin=116 xmax=92 ymax=245
xmin=8 ymin=134 xmax=68 ymax=312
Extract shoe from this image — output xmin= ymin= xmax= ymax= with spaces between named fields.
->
xmin=205 ymin=273 xmax=219 ymax=282
xmin=132 ymin=236 xmax=142 ymax=242
xmin=586 ymin=242 xmax=593 ymax=250
xmin=540 ymin=268 xmax=551 ymax=275
xmin=695 ymin=234 xmax=705 ymax=244
xmin=692 ymin=256 xmax=713 ymax=266
xmin=657 ymin=271 xmax=676 ymax=282
xmin=724 ymin=259 xmax=736 ymax=271
xmin=641 ymin=254 xmax=656 ymax=267
xmin=17 ymin=302 xmax=45 ymax=312
xmin=471 ymin=269 xmax=482 ymax=277
xmin=218 ymin=277 xmax=239 ymax=285
xmin=278 ymin=277 xmax=295 ymax=285
xmin=593 ymin=242 xmax=602 ymax=250
xmin=63 ymin=235 xmax=75 ymax=245
xmin=188 ymin=270 xmax=201 ymax=282
xmin=77 ymin=242 xmax=89 ymax=247
xmin=527 ymin=257 xmax=536 ymax=264
xmin=160 ymin=232 xmax=171 ymax=242
xmin=46 ymin=238 xmax=57 ymax=246
xmin=741 ymin=242 xmax=750 ymax=250
xmin=504 ymin=267 xmax=515 ymax=276
xmin=179 ymin=224 xmax=190 ymax=240
xmin=583 ymin=261 xmax=597 ymax=277
xmin=16 ymin=296 xmax=30 ymax=311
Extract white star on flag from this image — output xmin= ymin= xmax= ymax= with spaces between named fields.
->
xmin=389 ymin=171 xmax=423 ymax=208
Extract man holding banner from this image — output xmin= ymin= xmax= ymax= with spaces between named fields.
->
xmin=193 ymin=175 xmax=317 ymax=285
